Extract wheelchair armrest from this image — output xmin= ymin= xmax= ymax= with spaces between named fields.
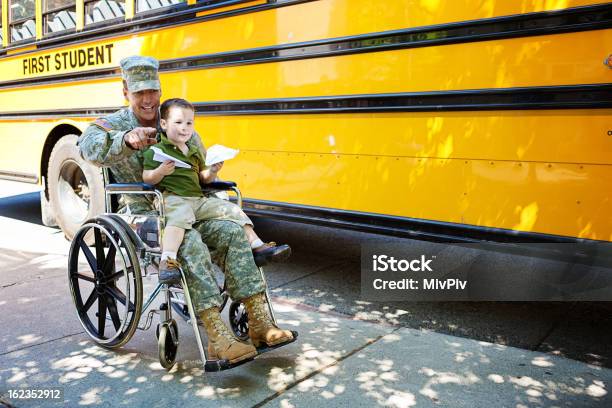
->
xmin=105 ymin=183 xmax=156 ymax=192
xmin=202 ymin=181 xmax=237 ymax=192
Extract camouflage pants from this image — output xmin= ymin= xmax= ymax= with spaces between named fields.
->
xmin=178 ymin=219 xmax=265 ymax=312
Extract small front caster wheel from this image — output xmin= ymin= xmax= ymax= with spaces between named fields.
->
xmin=229 ymin=301 xmax=249 ymax=341
xmin=158 ymin=319 xmax=179 ymax=369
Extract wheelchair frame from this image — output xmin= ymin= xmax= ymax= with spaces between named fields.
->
xmin=67 ymin=169 xmax=294 ymax=372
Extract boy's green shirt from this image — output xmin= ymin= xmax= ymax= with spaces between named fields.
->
xmin=142 ymin=132 xmax=206 ymax=197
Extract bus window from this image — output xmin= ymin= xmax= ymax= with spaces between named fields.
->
xmin=44 ymin=0 xmax=76 ymax=35
xmin=0 ymin=2 xmax=3 ymax=46
xmin=136 ymin=0 xmax=184 ymax=14
xmin=84 ymin=0 xmax=125 ymax=25
xmin=9 ymin=0 xmax=36 ymax=43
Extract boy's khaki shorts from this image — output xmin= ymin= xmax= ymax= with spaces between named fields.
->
xmin=163 ymin=194 xmax=252 ymax=230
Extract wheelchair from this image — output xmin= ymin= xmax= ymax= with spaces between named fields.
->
xmin=67 ymin=170 xmax=297 ymax=372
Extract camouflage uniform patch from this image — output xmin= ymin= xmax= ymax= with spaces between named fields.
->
xmin=93 ymin=118 xmax=113 ymax=132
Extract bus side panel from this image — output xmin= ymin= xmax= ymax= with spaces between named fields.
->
xmin=0 ymin=119 xmax=89 ymax=182
xmin=0 ymin=80 xmax=123 ymax=112
xmin=0 ymin=121 xmax=54 ymax=181
xmin=198 ymin=110 xmax=612 ymax=166
xmin=205 ymin=110 xmax=612 ymax=241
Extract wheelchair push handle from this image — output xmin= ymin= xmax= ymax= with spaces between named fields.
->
xmin=202 ymin=181 xmax=236 ymax=191
xmin=106 ymin=181 xmax=239 ymax=193
xmin=202 ymin=181 xmax=242 ymax=208
xmin=105 ymin=183 xmax=155 ymax=192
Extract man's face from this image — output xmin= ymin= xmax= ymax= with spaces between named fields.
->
xmin=123 ymin=88 xmax=161 ymax=124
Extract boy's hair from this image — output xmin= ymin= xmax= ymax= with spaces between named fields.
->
xmin=160 ymin=98 xmax=194 ymax=119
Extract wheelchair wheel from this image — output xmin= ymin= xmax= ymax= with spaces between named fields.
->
xmin=68 ymin=215 xmax=143 ymax=349
xmin=158 ymin=319 xmax=179 ymax=370
xmin=229 ymin=301 xmax=249 ymax=341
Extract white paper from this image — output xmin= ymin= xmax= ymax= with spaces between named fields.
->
xmin=205 ymin=144 xmax=239 ymax=166
xmin=150 ymin=146 xmax=191 ymax=169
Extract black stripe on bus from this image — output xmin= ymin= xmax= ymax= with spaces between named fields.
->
xmin=193 ymin=84 xmax=612 ymax=115
xmin=241 ymin=198 xmax=599 ymax=244
xmin=0 ymin=3 xmax=610 ymax=89
xmin=0 ymin=84 xmax=610 ymax=119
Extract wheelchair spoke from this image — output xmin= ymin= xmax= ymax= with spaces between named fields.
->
xmin=106 ymin=265 xmax=133 ymax=282
xmin=82 ymin=289 xmax=97 ymax=312
xmin=98 ymin=294 xmax=107 ymax=338
xmin=102 ymin=245 xmax=116 ymax=275
xmin=94 ymin=229 xmax=106 ymax=267
xmin=76 ymin=273 xmax=95 ymax=283
xmin=105 ymin=285 xmax=136 ymax=313
xmin=107 ymin=270 xmax=123 ymax=282
xmin=106 ymin=296 xmax=122 ymax=331
xmin=79 ymin=240 xmax=97 ymax=272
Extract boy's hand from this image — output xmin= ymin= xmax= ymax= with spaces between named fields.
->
xmin=157 ymin=160 xmax=175 ymax=176
xmin=210 ymin=161 xmax=224 ymax=174
xmin=124 ymin=127 xmax=157 ymax=150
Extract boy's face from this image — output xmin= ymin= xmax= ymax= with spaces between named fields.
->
xmin=160 ymin=106 xmax=195 ymax=146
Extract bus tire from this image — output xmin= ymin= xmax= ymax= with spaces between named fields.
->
xmin=40 ymin=189 xmax=57 ymax=227
xmin=47 ymin=134 xmax=105 ymax=240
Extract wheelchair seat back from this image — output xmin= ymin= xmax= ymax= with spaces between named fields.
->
xmin=103 ymin=168 xmax=163 ymax=253
xmin=116 ymin=214 xmax=162 ymax=252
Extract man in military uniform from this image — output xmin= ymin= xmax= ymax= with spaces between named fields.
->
xmin=78 ymin=56 xmax=294 ymax=364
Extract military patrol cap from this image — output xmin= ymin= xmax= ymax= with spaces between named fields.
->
xmin=120 ymin=56 xmax=161 ymax=92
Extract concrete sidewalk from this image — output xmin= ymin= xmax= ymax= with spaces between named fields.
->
xmin=0 ymin=249 xmax=610 ymax=408
xmin=0 ymin=200 xmax=609 ymax=408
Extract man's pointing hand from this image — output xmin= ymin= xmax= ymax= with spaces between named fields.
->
xmin=125 ymin=127 xmax=158 ymax=150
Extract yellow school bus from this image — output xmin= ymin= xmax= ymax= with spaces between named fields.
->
xmin=0 ymin=0 xmax=610 ymax=243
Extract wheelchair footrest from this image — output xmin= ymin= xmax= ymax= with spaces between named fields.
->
xmin=255 ymin=331 xmax=299 ymax=355
xmin=204 ymin=355 xmax=255 ymax=372
xmin=203 ymin=331 xmax=297 ymax=372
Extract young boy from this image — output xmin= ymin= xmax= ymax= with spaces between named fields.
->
xmin=143 ymin=98 xmax=290 ymax=283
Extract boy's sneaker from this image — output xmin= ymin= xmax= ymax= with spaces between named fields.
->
xmin=253 ymin=242 xmax=291 ymax=266
xmin=159 ymin=258 xmax=182 ymax=284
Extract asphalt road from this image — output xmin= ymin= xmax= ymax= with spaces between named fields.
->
xmin=0 ymin=180 xmax=611 ymax=407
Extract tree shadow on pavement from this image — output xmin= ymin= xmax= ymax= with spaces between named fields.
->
xmin=1 ymin=302 xmax=610 ymax=408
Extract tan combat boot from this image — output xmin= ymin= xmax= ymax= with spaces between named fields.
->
xmin=199 ymin=307 xmax=257 ymax=364
xmin=244 ymin=292 xmax=294 ymax=347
